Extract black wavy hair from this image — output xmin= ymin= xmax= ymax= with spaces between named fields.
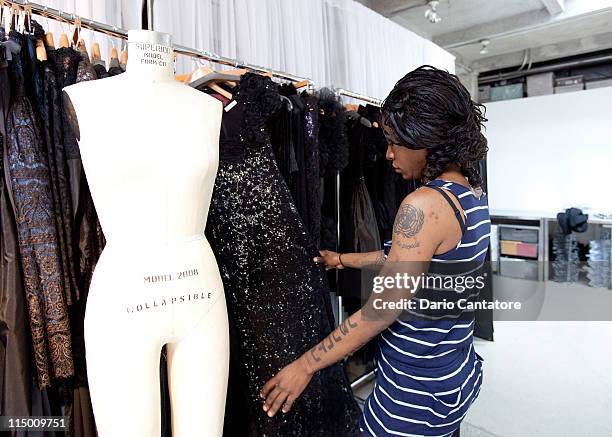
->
xmin=381 ymin=65 xmax=488 ymax=187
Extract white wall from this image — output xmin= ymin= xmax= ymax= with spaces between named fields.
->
xmin=485 ymin=87 xmax=612 ymax=217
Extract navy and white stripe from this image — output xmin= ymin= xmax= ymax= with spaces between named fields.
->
xmin=360 ymin=179 xmax=490 ymax=436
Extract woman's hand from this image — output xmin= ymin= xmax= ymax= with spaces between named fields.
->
xmin=313 ymin=250 xmax=344 ymax=270
xmin=260 ymin=355 xmax=314 ymax=417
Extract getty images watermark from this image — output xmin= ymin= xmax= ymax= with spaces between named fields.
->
xmin=370 ymin=270 xmax=521 ymax=312
xmin=359 ymin=261 xmax=612 ymax=321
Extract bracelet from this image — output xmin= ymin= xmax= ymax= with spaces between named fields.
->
xmin=338 ymin=253 xmax=345 ymax=268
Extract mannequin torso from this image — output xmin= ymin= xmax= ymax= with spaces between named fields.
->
xmin=63 ymin=30 xmax=229 ymax=437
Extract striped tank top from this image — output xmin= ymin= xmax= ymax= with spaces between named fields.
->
xmin=360 ymin=179 xmax=490 ymax=437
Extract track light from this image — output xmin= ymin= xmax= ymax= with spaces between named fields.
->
xmin=479 ymin=39 xmax=490 ymax=55
xmin=424 ymin=1 xmax=442 ymax=24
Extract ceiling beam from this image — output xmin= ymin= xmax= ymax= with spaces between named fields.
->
xmin=470 ymin=30 xmax=612 ymax=73
xmin=434 ymin=2 xmax=612 ymax=51
xmin=541 ymin=0 xmax=565 ymax=15
xmin=433 ymin=8 xmax=553 ymax=49
xmin=363 ymin=0 xmax=427 ymax=17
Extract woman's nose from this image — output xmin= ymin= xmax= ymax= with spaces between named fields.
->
xmin=386 ymin=145 xmax=394 ymax=161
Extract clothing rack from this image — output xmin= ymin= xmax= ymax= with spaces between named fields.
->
xmin=6 ymin=0 xmax=382 ymax=393
xmin=4 ymin=0 xmax=312 ymax=84
xmin=4 ymin=1 xmax=386 ymax=104
xmin=336 ymin=88 xmax=383 ymax=107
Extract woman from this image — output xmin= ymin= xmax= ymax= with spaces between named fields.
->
xmin=261 ymin=66 xmax=490 ymax=437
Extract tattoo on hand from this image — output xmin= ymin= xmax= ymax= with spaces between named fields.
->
xmin=393 ymin=204 xmax=424 ymax=249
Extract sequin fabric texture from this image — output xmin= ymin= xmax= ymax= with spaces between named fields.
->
xmin=205 ymin=73 xmax=360 ymax=436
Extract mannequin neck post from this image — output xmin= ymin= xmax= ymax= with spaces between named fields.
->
xmin=125 ymin=30 xmax=175 ymax=82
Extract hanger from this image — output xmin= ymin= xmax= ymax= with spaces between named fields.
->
xmin=189 ymin=65 xmax=244 ymax=91
xmin=71 ymin=17 xmax=80 ymax=47
xmin=293 ymin=79 xmax=310 ymax=90
xmin=23 ymin=4 xmax=32 ymax=34
xmin=43 ymin=11 xmax=55 ymax=48
xmin=58 ymin=17 xmax=70 ymax=48
xmin=120 ymin=42 xmax=128 ymax=64
xmin=189 ymin=65 xmax=234 ymax=100
xmin=91 ymin=42 xmax=101 ymax=62
xmin=10 ymin=3 xmax=18 ymax=31
xmin=279 ymin=95 xmax=294 ymax=112
xmin=77 ymin=38 xmax=88 ymax=55
xmin=110 ymin=46 xmax=118 ymax=60
xmin=346 ymin=110 xmax=372 ymax=128
xmin=35 ymin=11 xmax=48 ymax=61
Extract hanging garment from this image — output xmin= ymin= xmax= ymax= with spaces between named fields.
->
xmin=5 ymin=36 xmax=74 ymax=388
xmin=91 ymin=61 xmax=109 ymax=79
xmin=338 ymin=112 xmax=382 ymax=307
xmin=317 ymin=89 xmax=349 ymax=251
xmin=1 ymin=130 xmax=32 ymax=419
xmin=302 ymin=94 xmax=321 ymax=248
xmin=351 ymin=178 xmax=381 ymax=253
xmin=52 ymin=46 xmax=101 ymax=437
xmin=270 ymin=86 xmax=322 ymax=246
xmin=358 ymin=104 xmax=402 ymax=244
xmin=41 ymin=50 xmax=78 ymax=305
xmin=205 ymin=73 xmax=360 ymax=437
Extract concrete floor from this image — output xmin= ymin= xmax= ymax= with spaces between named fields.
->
xmin=351 ymin=278 xmax=612 ymax=437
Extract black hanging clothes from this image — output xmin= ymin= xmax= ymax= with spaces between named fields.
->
xmin=205 ymin=73 xmax=361 ymax=437
xmin=317 ymin=88 xmax=349 ymax=251
xmin=5 ymin=30 xmax=74 ymax=389
xmin=270 ymin=86 xmax=322 ymax=247
xmin=340 ymin=106 xmax=381 ymax=256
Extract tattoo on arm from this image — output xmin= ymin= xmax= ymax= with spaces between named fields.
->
xmin=374 ymin=250 xmax=386 ymax=265
xmin=308 ymin=318 xmax=359 ymax=364
xmin=393 ymin=204 xmax=424 ymax=250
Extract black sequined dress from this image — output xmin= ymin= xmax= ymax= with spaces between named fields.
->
xmin=205 ymin=73 xmax=360 ymax=437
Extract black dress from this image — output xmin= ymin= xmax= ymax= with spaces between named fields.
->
xmin=205 ymin=73 xmax=360 ymax=437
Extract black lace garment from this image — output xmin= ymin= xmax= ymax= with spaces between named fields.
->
xmin=5 ymin=32 xmax=74 ymax=388
xmin=317 ymin=89 xmax=350 ymax=251
xmin=205 ymin=73 xmax=360 ymax=437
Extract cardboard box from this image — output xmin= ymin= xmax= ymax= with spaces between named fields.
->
xmin=555 ymin=75 xmax=584 ymax=87
xmin=585 ymin=78 xmax=612 ymax=90
xmin=490 ymin=83 xmax=524 ymax=101
xmin=527 ymin=72 xmax=554 ymax=97
xmin=478 ymin=85 xmax=491 ymax=102
xmin=554 ymin=83 xmax=584 ymax=94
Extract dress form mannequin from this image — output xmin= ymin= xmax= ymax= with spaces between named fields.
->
xmin=63 ymin=30 xmax=229 ymax=437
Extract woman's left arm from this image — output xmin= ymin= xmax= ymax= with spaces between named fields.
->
xmin=261 ymin=191 xmax=444 ymax=417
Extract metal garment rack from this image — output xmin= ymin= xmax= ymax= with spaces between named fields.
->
xmin=336 ymin=88 xmax=383 ymax=107
xmin=5 ymin=0 xmax=312 ymax=84
xmin=7 ymin=0 xmax=381 ymax=392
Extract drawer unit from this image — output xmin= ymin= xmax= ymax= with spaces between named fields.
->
xmin=499 ymin=257 xmax=539 ymax=280
xmin=500 ymin=240 xmax=538 ymax=258
xmin=499 ymin=226 xmax=539 ymax=243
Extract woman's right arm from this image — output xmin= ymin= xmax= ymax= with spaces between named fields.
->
xmin=315 ymin=250 xmax=385 ymax=270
